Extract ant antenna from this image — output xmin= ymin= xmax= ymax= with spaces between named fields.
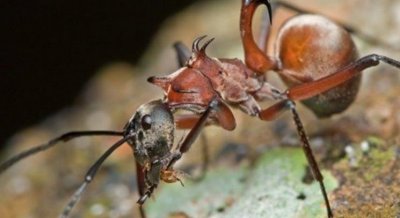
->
xmin=0 ymin=130 xmax=124 ymax=174
xmin=60 ymin=135 xmax=134 ymax=218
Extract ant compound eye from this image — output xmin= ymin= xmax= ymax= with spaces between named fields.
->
xmin=141 ymin=115 xmax=152 ymax=130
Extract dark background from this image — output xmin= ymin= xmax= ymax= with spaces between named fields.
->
xmin=0 ymin=0 xmax=198 ymax=147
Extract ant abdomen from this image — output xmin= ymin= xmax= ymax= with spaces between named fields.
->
xmin=276 ymin=14 xmax=361 ymax=117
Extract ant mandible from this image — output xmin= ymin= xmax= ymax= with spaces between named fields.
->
xmin=1 ymin=0 xmax=400 ymax=218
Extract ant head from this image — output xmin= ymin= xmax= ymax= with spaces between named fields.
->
xmin=124 ymin=100 xmax=175 ymax=166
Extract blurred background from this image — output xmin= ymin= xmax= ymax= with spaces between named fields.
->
xmin=0 ymin=0 xmax=198 ymax=147
xmin=3 ymin=0 xmax=400 ymax=148
xmin=1 ymin=0 xmax=400 ymax=217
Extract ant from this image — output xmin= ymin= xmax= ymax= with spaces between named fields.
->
xmin=1 ymin=0 xmax=400 ymax=217
xmin=146 ymin=0 xmax=400 ymax=217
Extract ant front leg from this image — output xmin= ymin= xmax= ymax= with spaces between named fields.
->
xmin=173 ymin=101 xmax=235 ymax=180
xmin=174 ymin=98 xmax=234 ymax=159
xmin=173 ymin=114 xmax=211 ymax=181
xmin=137 ymin=98 xmax=232 ymax=205
xmin=169 ymin=99 xmax=235 ymax=174
xmin=172 ymin=42 xmax=230 ymax=180
xmin=173 ymin=107 xmax=234 ymax=181
xmin=135 ymin=162 xmax=147 ymax=218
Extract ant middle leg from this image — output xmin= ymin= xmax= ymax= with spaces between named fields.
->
xmin=173 ymin=41 xmax=191 ymax=67
xmin=137 ymin=98 xmax=223 ymax=205
xmin=135 ymin=162 xmax=147 ymax=218
xmin=195 ymin=133 xmax=210 ymax=181
xmin=174 ymin=116 xmax=211 ymax=182
xmin=173 ymin=101 xmax=240 ymax=178
xmin=171 ymin=42 xmax=217 ymax=181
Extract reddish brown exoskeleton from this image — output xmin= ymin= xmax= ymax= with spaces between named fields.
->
xmin=1 ymin=1 xmax=400 ymax=218
xmin=146 ymin=0 xmax=400 ymax=217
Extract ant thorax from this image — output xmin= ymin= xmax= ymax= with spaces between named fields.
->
xmin=149 ymin=38 xmax=283 ymax=117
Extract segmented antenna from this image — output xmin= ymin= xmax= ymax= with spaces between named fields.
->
xmin=59 ymin=136 xmax=133 ymax=217
xmin=0 ymin=131 xmax=124 ymax=174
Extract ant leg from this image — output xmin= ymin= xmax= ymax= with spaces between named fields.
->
xmin=170 ymin=99 xmax=224 ymax=171
xmin=175 ymin=114 xmax=210 ymax=180
xmin=0 ymin=130 xmax=124 ymax=174
xmin=172 ymin=42 xmax=210 ymax=181
xmin=286 ymin=54 xmax=400 ymax=101
xmin=174 ymin=101 xmax=236 ymax=131
xmin=180 ymin=123 xmax=210 ymax=182
xmin=170 ymin=98 xmax=231 ymax=169
xmin=135 ymin=162 xmax=147 ymax=218
xmin=240 ymin=0 xmax=277 ymax=73
xmin=175 ymin=115 xmax=212 ymax=181
xmin=287 ymin=101 xmax=333 ymax=218
xmin=258 ymin=100 xmax=332 ymax=217
xmin=192 ymin=133 xmax=210 ymax=181
xmin=60 ymin=136 xmax=132 ymax=218
xmin=175 ymin=114 xmax=203 ymax=129
xmin=178 ymin=99 xmax=220 ymax=154
xmin=258 ymin=100 xmax=290 ymax=121
xmin=137 ymin=99 xmax=223 ymax=205
xmin=173 ymin=41 xmax=191 ymax=67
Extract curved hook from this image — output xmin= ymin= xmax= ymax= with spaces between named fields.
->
xmin=200 ymin=38 xmax=215 ymax=53
xmin=192 ymin=35 xmax=207 ymax=53
xmin=244 ymin=0 xmax=272 ymax=24
xmin=191 ymin=35 xmax=215 ymax=56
